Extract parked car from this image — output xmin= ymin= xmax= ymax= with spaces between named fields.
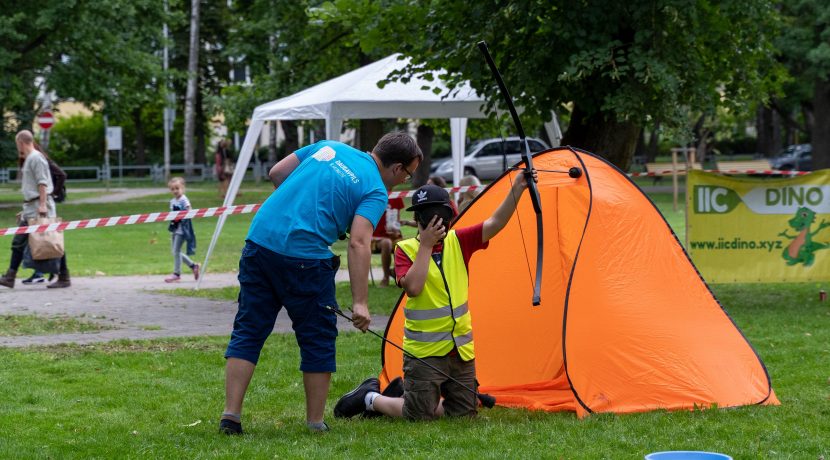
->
xmin=769 ymin=144 xmax=812 ymax=171
xmin=431 ymin=137 xmax=550 ymax=181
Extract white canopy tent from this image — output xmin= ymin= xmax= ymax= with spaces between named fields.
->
xmin=197 ymin=54 xmax=562 ymax=287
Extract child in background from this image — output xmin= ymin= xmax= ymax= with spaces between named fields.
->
xmin=371 ymin=197 xmax=405 ymax=287
xmin=165 ymin=177 xmax=199 ymax=283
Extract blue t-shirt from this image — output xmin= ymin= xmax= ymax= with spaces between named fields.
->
xmin=247 ymin=140 xmax=388 ymax=259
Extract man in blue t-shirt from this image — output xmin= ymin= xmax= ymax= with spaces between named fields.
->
xmin=221 ymin=132 xmax=422 ymax=435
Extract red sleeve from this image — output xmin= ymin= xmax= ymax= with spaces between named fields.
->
xmin=374 ymin=198 xmax=405 ymax=238
xmin=394 ymin=246 xmax=413 ymax=286
xmin=373 ymin=210 xmax=387 ymax=237
xmin=454 ymin=223 xmax=489 ymax=267
xmin=389 ymin=197 xmax=405 ymax=210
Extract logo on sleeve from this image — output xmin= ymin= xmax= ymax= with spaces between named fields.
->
xmin=312 ymin=146 xmax=336 ymax=162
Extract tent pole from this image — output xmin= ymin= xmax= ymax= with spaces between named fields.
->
xmin=196 ymin=119 xmax=265 ymax=289
xmin=450 ymin=118 xmax=467 ymax=187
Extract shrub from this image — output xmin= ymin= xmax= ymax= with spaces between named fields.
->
xmin=49 ymin=114 xmax=105 ymax=165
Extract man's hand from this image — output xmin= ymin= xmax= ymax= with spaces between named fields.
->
xmin=351 ymin=302 xmax=371 ymax=332
xmin=418 ymin=215 xmax=446 ymax=248
xmin=37 ymin=203 xmax=47 ymax=215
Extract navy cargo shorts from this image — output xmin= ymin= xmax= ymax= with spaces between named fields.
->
xmin=225 ymin=240 xmax=340 ymax=372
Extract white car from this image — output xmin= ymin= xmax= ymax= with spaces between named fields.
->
xmin=431 ymin=137 xmax=550 ymax=181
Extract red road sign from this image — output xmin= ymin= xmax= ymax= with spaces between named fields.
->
xmin=37 ymin=112 xmax=55 ymax=130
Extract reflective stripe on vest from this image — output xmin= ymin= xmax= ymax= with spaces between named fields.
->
xmin=398 ymin=230 xmax=475 ymax=361
xmin=403 ymin=302 xmax=469 ymax=321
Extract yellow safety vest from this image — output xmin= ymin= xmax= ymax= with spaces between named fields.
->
xmin=397 ymin=230 xmax=475 ymax=361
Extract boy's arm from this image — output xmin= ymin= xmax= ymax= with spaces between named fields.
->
xmin=482 ymin=169 xmax=537 ymax=242
xmin=400 ymin=215 xmax=445 ymax=297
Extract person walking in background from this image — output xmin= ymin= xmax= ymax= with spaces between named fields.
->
xmin=0 ymin=130 xmax=71 ymax=289
xmin=219 ymin=132 xmax=422 ymax=435
xmin=215 ymin=139 xmax=233 ymax=199
xmin=165 ymin=177 xmax=199 ymax=283
xmin=20 ymin=142 xmax=57 ymax=285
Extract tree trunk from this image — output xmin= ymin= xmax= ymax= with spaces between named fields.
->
xmin=801 ymin=102 xmax=814 ymax=142
xmin=281 ymin=120 xmax=298 ymax=160
xmin=645 ymin=121 xmax=660 ymax=163
xmin=269 ymin=120 xmax=278 ymax=164
xmin=812 ymin=77 xmax=830 ymax=170
xmin=560 ymin=105 xmax=640 ymax=170
xmin=756 ymin=105 xmax=781 ymax=157
xmin=132 ymin=108 xmax=146 ymax=176
xmin=414 ymin=124 xmax=434 ymax=187
xmin=195 ymin=87 xmax=206 ymax=165
xmin=183 ymin=0 xmax=200 ymax=175
xmin=359 ymin=119 xmax=384 ymax=152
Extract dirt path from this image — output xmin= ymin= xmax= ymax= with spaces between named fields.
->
xmin=0 ymin=269 xmax=390 ymax=348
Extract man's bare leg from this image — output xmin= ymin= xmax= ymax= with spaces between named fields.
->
xmin=303 ymin=372 xmax=332 ymax=423
xmin=224 ymin=357 xmax=256 ymax=417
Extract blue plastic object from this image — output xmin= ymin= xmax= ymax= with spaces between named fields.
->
xmin=645 ymin=452 xmax=732 ymax=460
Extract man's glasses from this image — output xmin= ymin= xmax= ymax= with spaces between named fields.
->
xmin=401 ymin=164 xmax=414 ymax=182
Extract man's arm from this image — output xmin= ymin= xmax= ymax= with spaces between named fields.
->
xmin=268 ymin=153 xmax=300 ymax=188
xmin=481 ymin=169 xmax=536 ymax=242
xmin=347 ymin=214 xmax=374 ymax=331
xmin=37 ymin=184 xmax=48 ymax=215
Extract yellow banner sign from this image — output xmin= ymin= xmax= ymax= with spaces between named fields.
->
xmin=687 ymin=170 xmax=830 ymax=283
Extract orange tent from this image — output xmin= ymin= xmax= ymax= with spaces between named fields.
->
xmin=379 ymin=147 xmax=778 ymax=417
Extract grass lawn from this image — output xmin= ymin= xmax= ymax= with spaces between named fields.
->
xmin=1 ymin=181 xmax=828 ymax=457
xmin=1 ymin=282 xmax=828 ymax=458
xmin=0 ymin=314 xmax=114 ymax=336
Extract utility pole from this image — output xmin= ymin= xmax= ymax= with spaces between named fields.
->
xmin=103 ymin=114 xmax=110 ymax=191
xmin=183 ymin=0 xmax=200 ymax=176
xmin=163 ymin=0 xmax=172 ymax=181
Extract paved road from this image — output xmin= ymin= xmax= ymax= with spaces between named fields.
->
xmin=0 ymin=268 xmax=390 ymax=348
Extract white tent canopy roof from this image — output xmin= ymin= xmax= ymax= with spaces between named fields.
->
xmin=252 ymin=53 xmax=487 ymax=122
xmin=198 ymin=54 xmax=562 ymax=288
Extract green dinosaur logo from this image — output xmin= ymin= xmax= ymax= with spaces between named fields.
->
xmin=778 ymin=207 xmax=830 ymax=266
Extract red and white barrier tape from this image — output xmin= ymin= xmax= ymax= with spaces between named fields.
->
xmin=0 ymin=204 xmax=262 ymax=236
xmin=388 ymin=185 xmax=482 ymax=199
xmin=0 ymin=186 xmax=485 ymax=236
xmin=3 ymin=169 xmax=805 ymax=236
xmin=628 ymin=169 xmax=810 ymax=177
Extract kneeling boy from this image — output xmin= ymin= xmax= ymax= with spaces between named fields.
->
xmin=335 ymin=170 xmax=536 ymax=420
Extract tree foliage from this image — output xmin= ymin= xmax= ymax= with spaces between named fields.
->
xmin=316 ymin=0 xmax=785 ymax=168
xmin=213 ymin=0 xmax=372 ymax=136
xmin=0 ymin=0 xmax=164 ymax=165
xmin=774 ymin=0 xmax=830 ymax=168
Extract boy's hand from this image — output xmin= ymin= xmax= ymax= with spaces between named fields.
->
xmin=418 ymin=215 xmax=446 ymax=248
xmin=515 ymin=168 xmax=538 ymax=193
